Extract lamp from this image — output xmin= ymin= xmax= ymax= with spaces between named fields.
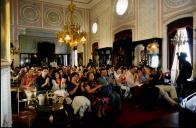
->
xmin=56 ymin=0 xmax=87 ymax=48
xmin=10 ymin=42 xmax=19 ymax=55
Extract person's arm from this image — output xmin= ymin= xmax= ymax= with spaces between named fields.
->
xmin=85 ymin=83 xmax=102 ymax=94
xmin=41 ymin=77 xmax=49 ymax=87
xmin=20 ymin=75 xmax=27 ymax=87
xmin=35 ymin=77 xmax=42 ymax=91
xmin=61 ymin=78 xmax=67 ymax=89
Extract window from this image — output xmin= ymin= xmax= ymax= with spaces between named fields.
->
xmin=92 ymin=22 xmax=97 ymax=34
xmin=171 ymin=27 xmax=192 ymax=83
xmin=116 ymin=0 xmax=128 ymax=15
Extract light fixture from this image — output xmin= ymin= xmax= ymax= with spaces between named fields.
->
xmin=56 ymin=0 xmax=87 ymax=48
xmin=116 ymin=0 xmax=128 ymax=15
xmin=92 ymin=22 xmax=97 ymax=34
xmin=10 ymin=42 xmax=19 ymax=55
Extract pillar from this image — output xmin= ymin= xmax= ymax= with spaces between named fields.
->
xmin=1 ymin=0 xmax=12 ymax=127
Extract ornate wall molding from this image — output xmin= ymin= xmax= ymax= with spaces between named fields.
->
xmin=162 ymin=6 xmax=193 ymax=22
xmin=164 ymin=0 xmax=191 ymax=8
xmin=64 ymin=10 xmax=83 ymax=28
xmin=43 ymin=3 xmax=64 ymax=28
xmin=18 ymin=0 xmax=42 ymax=27
xmin=163 ymin=0 xmax=193 ymax=14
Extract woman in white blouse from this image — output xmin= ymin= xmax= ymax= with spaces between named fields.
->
xmin=51 ymin=70 xmax=68 ymax=97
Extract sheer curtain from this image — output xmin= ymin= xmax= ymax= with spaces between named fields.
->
xmin=171 ymin=27 xmax=192 ymax=84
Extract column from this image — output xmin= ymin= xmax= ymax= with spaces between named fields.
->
xmin=71 ymin=47 xmax=78 ymax=66
xmin=1 ymin=0 xmax=12 ymax=127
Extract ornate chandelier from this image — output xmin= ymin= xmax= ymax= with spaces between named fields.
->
xmin=56 ymin=0 xmax=87 ymax=48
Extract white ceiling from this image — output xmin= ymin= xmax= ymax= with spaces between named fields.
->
xmin=41 ymin=0 xmax=101 ymax=9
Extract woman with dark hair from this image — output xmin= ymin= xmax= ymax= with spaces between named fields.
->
xmin=84 ymin=72 xmax=104 ymax=117
xmin=67 ymin=72 xmax=84 ymax=99
xmin=67 ymin=72 xmax=91 ymax=118
xmin=51 ymin=70 xmax=67 ymax=97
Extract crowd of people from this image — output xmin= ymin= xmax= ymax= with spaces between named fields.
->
xmin=10 ymin=62 xmax=182 ymax=119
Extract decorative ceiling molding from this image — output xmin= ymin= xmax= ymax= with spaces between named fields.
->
xmin=41 ymin=0 xmax=102 ymax=9
xmin=164 ymin=0 xmax=191 ymax=8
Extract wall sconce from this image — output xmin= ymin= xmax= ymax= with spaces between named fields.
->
xmin=10 ymin=42 xmax=19 ymax=55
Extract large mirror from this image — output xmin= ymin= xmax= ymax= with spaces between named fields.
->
xmin=133 ymin=44 xmax=145 ymax=66
xmin=146 ymin=42 xmax=160 ymax=68
xmin=132 ymin=38 xmax=162 ymax=68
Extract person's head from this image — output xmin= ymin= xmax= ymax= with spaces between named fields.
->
xmin=87 ymin=72 xmax=94 ymax=81
xmin=83 ymin=69 xmax=88 ymax=76
xmin=136 ymin=67 xmax=141 ymax=72
xmin=150 ymin=68 xmax=157 ymax=75
xmin=100 ymin=68 xmax=107 ymax=77
xmin=28 ymin=67 xmax=35 ymax=76
xmin=116 ymin=68 xmax=122 ymax=75
xmin=70 ymin=72 xmax=79 ymax=81
xmin=41 ymin=67 xmax=49 ymax=77
xmin=110 ymin=66 xmax=115 ymax=72
xmin=53 ymin=70 xmax=60 ymax=79
xmin=179 ymin=52 xmax=187 ymax=60
xmin=58 ymin=68 xmax=64 ymax=77
xmin=141 ymin=67 xmax=146 ymax=74
xmin=129 ymin=66 xmax=136 ymax=73
xmin=14 ymin=67 xmax=20 ymax=74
